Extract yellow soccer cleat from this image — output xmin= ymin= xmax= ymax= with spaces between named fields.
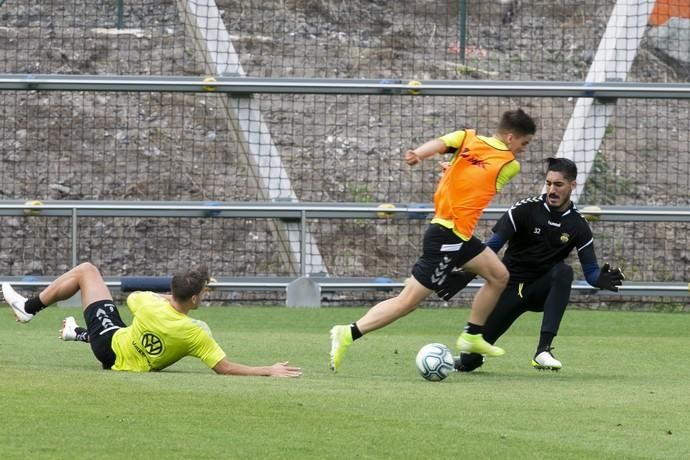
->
xmin=329 ymin=325 xmax=353 ymax=373
xmin=456 ymin=332 xmax=505 ymax=357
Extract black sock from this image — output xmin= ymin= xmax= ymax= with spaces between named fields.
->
xmin=350 ymin=322 xmax=363 ymax=341
xmin=75 ymin=327 xmax=89 ymax=343
xmin=537 ymin=331 xmax=555 ymax=353
xmin=24 ymin=296 xmax=48 ymax=315
xmin=464 ymin=322 xmax=483 ymax=335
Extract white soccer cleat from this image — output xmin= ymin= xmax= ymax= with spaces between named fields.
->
xmin=2 ymin=282 xmax=33 ymax=323
xmin=60 ymin=316 xmax=79 ymax=341
xmin=531 ymin=348 xmax=562 ymax=371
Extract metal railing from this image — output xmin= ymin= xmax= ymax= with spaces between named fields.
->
xmin=2 ymin=200 xmax=689 ymax=296
xmin=2 ymin=75 xmax=690 ymax=99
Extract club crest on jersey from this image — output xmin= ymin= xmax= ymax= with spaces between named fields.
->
xmin=560 ymin=233 xmax=570 ymax=244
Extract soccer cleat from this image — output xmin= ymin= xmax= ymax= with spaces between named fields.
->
xmin=329 ymin=325 xmax=353 ymax=373
xmin=531 ymin=348 xmax=562 ymax=371
xmin=454 ymin=352 xmax=485 ymax=373
xmin=456 ymin=332 xmax=505 ymax=357
xmin=2 ymin=282 xmax=33 ymax=323
xmin=60 ymin=316 xmax=79 ymax=341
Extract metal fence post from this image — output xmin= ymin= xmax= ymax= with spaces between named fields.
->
xmin=300 ymin=209 xmax=307 ymax=277
xmin=116 ymin=0 xmax=124 ymax=29
xmin=72 ymin=207 xmax=78 ymax=266
xmin=458 ymin=0 xmax=467 ymax=64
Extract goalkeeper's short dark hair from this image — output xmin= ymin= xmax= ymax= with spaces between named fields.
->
xmin=545 ymin=157 xmax=577 ymax=182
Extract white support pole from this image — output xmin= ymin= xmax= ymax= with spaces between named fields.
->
xmin=177 ymin=0 xmax=326 ymax=275
xmin=554 ymin=0 xmax=656 ymax=203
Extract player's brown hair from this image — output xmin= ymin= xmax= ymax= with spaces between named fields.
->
xmin=497 ymin=108 xmax=537 ymax=136
xmin=171 ymin=265 xmax=210 ymax=300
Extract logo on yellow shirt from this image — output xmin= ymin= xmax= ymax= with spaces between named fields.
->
xmin=141 ymin=332 xmax=165 ymax=356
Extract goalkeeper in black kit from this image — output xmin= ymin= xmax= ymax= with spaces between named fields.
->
xmin=442 ymin=157 xmax=625 ymax=372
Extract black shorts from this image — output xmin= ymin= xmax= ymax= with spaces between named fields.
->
xmin=411 ymin=224 xmax=486 ymax=293
xmin=83 ymin=300 xmax=127 ymax=369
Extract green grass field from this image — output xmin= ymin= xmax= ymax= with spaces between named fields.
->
xmin=1 ymin=305 xmax=690 ymax=459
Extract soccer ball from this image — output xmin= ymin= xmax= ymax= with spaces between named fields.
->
xmin=415 ymin=343 xmax=455 ymax=381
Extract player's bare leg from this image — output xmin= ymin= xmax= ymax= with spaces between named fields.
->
xmin=3 ymin=263 xmax=111 ymax=335
xmin=462 ymin=248 xmax=509 ymax=325
xmin=356 ymin=277 xmax=431 ymax=334
xmin=38 ymin=262 xmax=113 ymax=310
xmin=329 ymin=277 xmax=431 ymax=372
xmin=456 ymin=248 xmax=509 ymax=357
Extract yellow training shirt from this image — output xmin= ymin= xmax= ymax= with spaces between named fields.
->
xmin=110 ymin=291 xmax=226 ymax=372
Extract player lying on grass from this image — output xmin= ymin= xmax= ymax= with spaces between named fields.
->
xmin=444 ymin=157 xmax=625 ymax=372
xmin=3 ymin=263 xmax=301 ymax=377
xmin=329 ymin=108 xmax=537 ymax=372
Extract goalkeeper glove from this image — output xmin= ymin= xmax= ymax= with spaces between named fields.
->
xmin=436 ymin=269 xmax=477 ymax=301
xmin=595 ymin=263 xmax=625 ymax=292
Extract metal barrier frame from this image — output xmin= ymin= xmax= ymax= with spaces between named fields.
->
xmin=2 ymin=200 xmax=688 ymax=297
xmin=2 ymin=75 xmax=690 ymax=99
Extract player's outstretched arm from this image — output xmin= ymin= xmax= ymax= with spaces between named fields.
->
xmin=405 ymin=139 xmax=447 ymax=166
xmin=212 ymin=357 xmax=301 ymax=378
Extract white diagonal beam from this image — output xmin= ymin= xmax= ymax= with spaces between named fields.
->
xmin=555 ymin=0 xmax=656 ymax=203
xmin=177 ymin=0 xmax=326 ymax=274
